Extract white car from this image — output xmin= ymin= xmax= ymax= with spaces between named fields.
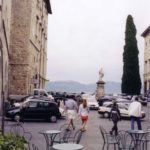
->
xmin=98 ymin=102 xmax=145 ymax=119
xmin=87 ymin=96 xmax=99 ymax=110
xmin=81 ymin=93 xmax=99 ymax=110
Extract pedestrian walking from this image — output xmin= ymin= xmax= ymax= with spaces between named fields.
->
xmin=109 ymin=101 xmax=121 ymax=135
xmin=65 ymin=95 xmax=78 ymax=130
xmin=78 ymin=99 xmax=89 ymax=131
xmin=128 ymin=96 xmax=142 ymax=130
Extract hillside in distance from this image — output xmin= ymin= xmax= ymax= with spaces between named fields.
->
xmin=45 ymin=81 xmax=121 ymax=94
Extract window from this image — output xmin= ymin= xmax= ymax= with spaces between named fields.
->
xmin=43 ymin=102 xmax=49 ymax=108
xmin=49 ymin=103 xmax=57 ymax=108
xmin=145 ymin=61 xmax=147 ymax=74
xmin=34 ymin=90 xmax=39 ymax=95
xmin=38 ymin=102 xmax=43 ymax=108
xmin=36 ymin=0 xmax=40 ymax=9
xmin=29 ymin=101 xmax=38 ymax=108
xmin=35 ymin=15 xmax=39 ymax=38
xmin=145 ymin=42 xmax=147 ymax=48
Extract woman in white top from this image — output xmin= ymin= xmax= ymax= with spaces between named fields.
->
xmin=78 ymin=99 xmax=89 ymax=131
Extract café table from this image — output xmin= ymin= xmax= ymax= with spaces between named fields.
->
xmin=39 ymin=130 xmax=61 ymax=150
xmin=127 ymin=130 xmax=148 ymax=150
xmin=52 ymin=143 xmax=84 ymax=150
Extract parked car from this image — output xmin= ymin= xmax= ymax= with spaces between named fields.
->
xmin=5 ymin=99 xmax=61 ymax=122
xmin=98 ymin=102 xmax=146 ymax=119
xmin=31 ymin=89 xmax=54 ymax=100
xmin=87 ymin=97 xmax=99 ymax=110
xmin=81 ymin=94 xmax=99 ymax=110
xmin=97 ymin=97 xmax=112 ymax=106
xmin=13 ymin=96 xmax=66 ymax=118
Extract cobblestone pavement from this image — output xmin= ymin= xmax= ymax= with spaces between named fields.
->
xmin=4 ymin=106 xmax=150 ymax=150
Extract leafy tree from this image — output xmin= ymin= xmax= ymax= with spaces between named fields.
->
xmin=121 ymin=15 xmax=141 ymax=95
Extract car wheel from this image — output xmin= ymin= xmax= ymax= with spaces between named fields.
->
xmin=103 ymin=112 xmax=109 ymax=118
xmin=14 ymin=114 xmax=21 ymax=122
xmin=50 ymin=115 xmax=57 ymax=123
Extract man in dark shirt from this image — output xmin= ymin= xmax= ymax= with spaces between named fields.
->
xmin=109 ymin=101 xmax=121 ymax=135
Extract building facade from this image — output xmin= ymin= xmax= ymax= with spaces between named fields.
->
xmin=9 ymin=0 xmax=51 ymax=97
xmin=0 ymin=0 xmax=11 ymax=108
xmin=142 ymin=26 xmax=150 ymax=93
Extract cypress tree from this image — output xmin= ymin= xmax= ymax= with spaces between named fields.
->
xmin=121 ymin=15 xmax=141 ymax=95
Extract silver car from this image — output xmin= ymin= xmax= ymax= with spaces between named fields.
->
xmin=98 ymin=102 xmax=146 ymax=119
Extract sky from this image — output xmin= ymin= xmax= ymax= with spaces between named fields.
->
xmin=47 ymin=0 xmax=150 ymax=84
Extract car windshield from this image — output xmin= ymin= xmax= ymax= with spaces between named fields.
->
xmin=118 ymin=103 xmax=128 ymax=109
xmin=88 ymin=98 xmax=97 ymax=102
xmin=103 ymin=102 xmax=112 ymax=107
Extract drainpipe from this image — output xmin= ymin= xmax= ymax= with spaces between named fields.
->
xmin=1 ymin=41 xmax=4 ymax=135
xmin=39 ymin=0 xmax=44 ymax=88
xmin=0 ymin=0 xmax=4 ymax=135
xmin=0 ymin=26 xmax=4 ymax=135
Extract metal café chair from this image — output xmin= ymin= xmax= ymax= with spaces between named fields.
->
xmin=9 ymin=122 xmax=32 ymax=150
xmin=141 ymin=126 xmax=150 ymax=150
xmin=53 ymin=124 xmax=72 ymax=144
xmin=117 ymin=130 xmax=134 ymax=150
xmin=67 ymin=129 xmax=83 ymax=144
xmin=99 ymin=125 xmax=118 ymax=150
xmin=32 ymin=143 xmax=40 ymax=150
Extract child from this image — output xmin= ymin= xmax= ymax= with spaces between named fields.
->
xmin=78 ymin=99 xmax=89 ymax=131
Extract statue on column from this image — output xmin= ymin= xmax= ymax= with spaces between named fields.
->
xmin=96 ymin=67 xmax=105 ymax=100
xmin=99 ymin=68 xmax=104 ymax=81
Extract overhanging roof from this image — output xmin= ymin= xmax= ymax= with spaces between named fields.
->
xmin=45 ymin=0 xmax=52 ymax=14
xmin=141 ymin=26 xmax=150 ymax=37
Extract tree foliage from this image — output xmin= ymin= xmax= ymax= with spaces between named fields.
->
xmin=121 ymin=15 xmax=141 ymax=95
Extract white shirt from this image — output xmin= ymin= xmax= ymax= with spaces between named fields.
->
xmin=128 ymin=101 xmax=142 ymax=117
xmin=78 ymin=104 xmax=89 ymax=116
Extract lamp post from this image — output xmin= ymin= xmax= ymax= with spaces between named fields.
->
xmin=1 ymin=46 xmax=4 ymax=135
xmin=0 ymin=0 xmax=5 ymax=135
xmin=0 ymin=39 xmax=4 ymax=135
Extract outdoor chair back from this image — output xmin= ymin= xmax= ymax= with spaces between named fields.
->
xmin=141 ymin=126 xmax=150 ymax=150
xmin=10 ymin=123 xmax=25 ymax=136
xmin=99 ymin=125 xmax=118 ymax=150
xmin=10 ymin=123 xmax=32 ymax=140
xmin=9 ymin=122 xmax=32 ymax=150
xmin=117 ymin=130 xmax=134 ymax=150
xmin=54 ymin=123 xmax=72 ymax=143
xmin=67 ymin=129 xmax=83 ymax=144
xmin=32 ymin=143 xmax=40 ymax=150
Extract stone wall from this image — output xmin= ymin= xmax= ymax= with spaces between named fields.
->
xmin=9 ymin=0 xmax=32 ymax=95
xmin=9 ymin=0 xmax=50 ymax=96
xmin=142 ymin=27 xmax=150 ymax=92
xmin=0 ymin=0 xmax=12 ymax=99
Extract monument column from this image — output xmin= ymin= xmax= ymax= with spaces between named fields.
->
xmin=95 ymin=68 xmax=105 ymax=100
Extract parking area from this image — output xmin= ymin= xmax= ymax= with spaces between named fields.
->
xmin=3 ymin=106 xmax=150 ymax=150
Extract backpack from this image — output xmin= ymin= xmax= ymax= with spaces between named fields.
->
xmin=111 ymin=108 xmax=120 ymax=122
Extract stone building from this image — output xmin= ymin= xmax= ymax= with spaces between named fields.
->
xmin=9 ymin=0 xmax=52 ymax=97
xmin=0 ymin=0 xmax=11 ymax=106
xmin=141 ymin=26 xmax=150 ymax=93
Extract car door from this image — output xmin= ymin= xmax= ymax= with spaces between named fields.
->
xmin=36 ymin=101 xmax=46 ymax=119
xmin=118 ymin=104 xmax=129 ymax=118
xmin=47 ymin=103 xmax=59 ymax=117
xmin=43 ymin=102 xmax=52 ymax=119
xmin=23 ymin=101 xmax=38 ymax=119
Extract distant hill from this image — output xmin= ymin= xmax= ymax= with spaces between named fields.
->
xmin=45 ymin=81 xmax=121 ymax=94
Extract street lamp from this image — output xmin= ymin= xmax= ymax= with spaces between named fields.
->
xmin=0 ymin=0 xmax=5 ymax=134
xmin=0 ymin=39 xmax=4 ymax=135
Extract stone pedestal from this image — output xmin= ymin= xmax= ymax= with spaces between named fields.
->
xmin=95 ymin=80 xmax=105 ymax=100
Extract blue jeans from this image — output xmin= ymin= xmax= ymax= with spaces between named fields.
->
xmin=130 ymin=116 xmax=142 ymax=130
